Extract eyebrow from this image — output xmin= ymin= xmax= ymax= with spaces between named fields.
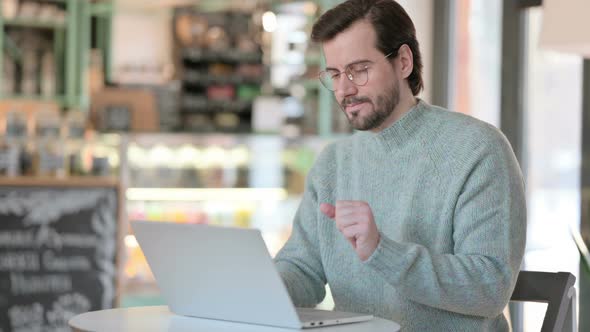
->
xmin=325 ymin=59 xmax=373 ymax=71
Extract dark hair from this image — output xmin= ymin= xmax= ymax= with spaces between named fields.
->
xmin=311 ymin=0 xmax=424 ymax=96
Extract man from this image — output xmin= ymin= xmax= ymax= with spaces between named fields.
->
xmin=274 ymin=0 xmax=526 ymax=331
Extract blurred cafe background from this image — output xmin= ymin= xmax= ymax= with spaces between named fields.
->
xmin=0 ymin=0 xmax=589 ymax=331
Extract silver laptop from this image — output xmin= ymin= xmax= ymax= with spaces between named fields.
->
xmin=131 ymin=221 xmax=374 ymax=329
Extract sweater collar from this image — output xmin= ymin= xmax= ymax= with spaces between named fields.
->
xmin=361 ymin=99 xmax=428 ymax=150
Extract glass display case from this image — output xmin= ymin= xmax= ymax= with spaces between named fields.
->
xmin=115 ymin=133 xmax=330 ymax=305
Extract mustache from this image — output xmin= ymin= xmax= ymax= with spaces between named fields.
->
xmin=340 ymin=96 xmax=371 ymax=108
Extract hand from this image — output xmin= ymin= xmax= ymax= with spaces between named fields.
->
xmin=320 ymin=201 xmax=380 ymax=261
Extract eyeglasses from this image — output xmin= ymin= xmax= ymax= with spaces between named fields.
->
xmin=318 ymin=51 xmax=396 ymax=91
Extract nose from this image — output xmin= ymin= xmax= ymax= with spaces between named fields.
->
xmin=333 ymin=75 xmax=358 ymax=102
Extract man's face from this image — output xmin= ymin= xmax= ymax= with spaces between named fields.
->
xmin=322 ymin=20 xmax=401 ymax=132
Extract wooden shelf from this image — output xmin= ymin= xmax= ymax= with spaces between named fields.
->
xmin=183 ymin=49 xmax=263 ymax=64
xmin=2 ymin=18 xmax=67 ymax=30
xmin=0 ymin=176 xmax=119 ymax=188
xmin=0 ymin=95 xmax=66 ymax=106
xmin=183 ymin=71 xmax=263 ymax=86
xmin=181 ymin=95 xmax=252 ymax=113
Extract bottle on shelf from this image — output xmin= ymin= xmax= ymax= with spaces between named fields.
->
xmin=21 ymin=47 xmax=38 ymax=96
xmin=32 ymin=109 xmax=66 ymax=177
xmin=0 ymin=108 xmax=26 ymax=177
xmin=2 ymin=56 xmax=16 ymax=96
xmin=40 ymin=51 xmax=56 ymax=98
xmin=64 ymin=110 xmax=90 ymax=176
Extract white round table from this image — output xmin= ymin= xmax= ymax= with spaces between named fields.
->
xmin=69 ymin=306 xmax=401 ymax=332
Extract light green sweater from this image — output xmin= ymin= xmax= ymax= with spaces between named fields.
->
xmin=275 ymin=100 xmax=526 ymax=331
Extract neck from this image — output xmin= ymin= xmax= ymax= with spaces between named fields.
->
xmin=370 ymin=91 xmax=418 ymax=133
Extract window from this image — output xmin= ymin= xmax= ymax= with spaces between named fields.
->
xmin=522 ymin=7 xmax=582 ymax=331
xmin=450 ymin=0 xmax=502 ymax=127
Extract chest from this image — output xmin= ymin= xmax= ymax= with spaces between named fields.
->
xmin=322 ymin=152 xmax=457 ymax=253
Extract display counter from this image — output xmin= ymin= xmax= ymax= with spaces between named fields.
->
xmin=114 ymin=133 xmax=330 ymax=306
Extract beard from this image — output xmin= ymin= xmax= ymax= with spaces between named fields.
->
xmin=340 ymin=80 xmax=401 ymax=131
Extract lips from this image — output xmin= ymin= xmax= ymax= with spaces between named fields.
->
xmin=345 ymin=101 xmax=367 ymax=114
xmin=346 ymin=101 xmax=365 ymax=108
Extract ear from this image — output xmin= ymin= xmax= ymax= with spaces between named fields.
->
xmin=397 ymin=44 xmax=414 ymax=80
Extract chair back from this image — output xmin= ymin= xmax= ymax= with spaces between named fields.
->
xmin=510 ymin=271 xmax=576 ymax=332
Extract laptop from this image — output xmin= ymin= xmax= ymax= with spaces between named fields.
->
xmin=131 ymin=221 xmax=374 ymax=329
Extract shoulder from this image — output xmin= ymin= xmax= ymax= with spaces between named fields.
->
xmin=417 ymin=104 xmax=519 ymax=177
xmin=422 ymin=104 xmax=512 ymax=153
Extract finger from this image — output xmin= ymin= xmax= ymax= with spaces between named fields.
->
xmin=336 ymin=200 xmax=366 ymax=208
xmin=334 ymin=213 xmax=360 ymax=229
xmin=341 ymin=224 xmax=362 ymax=240
xmin=335 ymin=200 xmax=352 ymax=211
xmin=347 ymin=237 xmax=357 ymax=249
xmin=320 ymin=203 xmax=336 ymax=219
xmin=335 ymin=206 xmax=364 ymax=218
xmin=334 ymin=208 xmax=370 ymax=229
xmin=336 ymin=224 xmax=358 ymax=249
xmin=335 ymin=202 xmax=368 ymax=219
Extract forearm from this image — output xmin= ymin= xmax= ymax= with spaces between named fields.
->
xmin=365 ymin=235 xmax=518 ymax=317
xmin=274 ymin=166 xmax=328 ymax=308
xmin=275 ymin=258 xmax=326 ymax=307
xmin=274 ymin=223 xmax=327 ymax=307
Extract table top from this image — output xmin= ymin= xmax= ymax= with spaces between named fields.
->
xmin=69 ymin=306 xmax=401 ymax=332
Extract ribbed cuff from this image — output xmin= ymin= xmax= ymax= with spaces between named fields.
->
xmin=364 ymin=233 xmax=407 ymax=284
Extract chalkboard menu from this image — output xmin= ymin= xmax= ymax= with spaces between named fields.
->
xmin=0 ymin=182 xmax=119 ymax=332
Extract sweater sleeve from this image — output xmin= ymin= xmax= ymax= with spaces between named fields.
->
xmin=364 ymin=132 xmax=526 ymax=318
xmin=274 ymin=164 xmax=327 ymax=307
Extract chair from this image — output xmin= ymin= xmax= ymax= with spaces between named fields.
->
xmin=510 ymin=271 xmax=577 ymax=332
